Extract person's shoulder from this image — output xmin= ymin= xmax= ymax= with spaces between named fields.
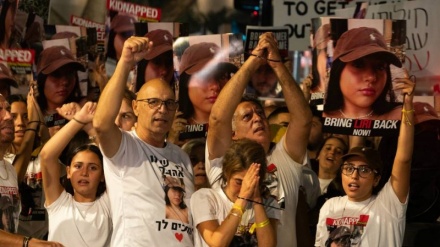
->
xmin=192 ymin=188 xmax=216 ymax=200
xmin=375 ymin=105 xmax=402 ymax=120
xmin=322 ymin=110 xmax=340 ymax=118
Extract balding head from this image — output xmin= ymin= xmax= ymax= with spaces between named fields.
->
xmin=137 ymin=78 xmax=175 ymax=100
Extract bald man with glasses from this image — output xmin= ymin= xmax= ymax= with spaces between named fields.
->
xmin=94 ymin=37 xmax=194 ymax=247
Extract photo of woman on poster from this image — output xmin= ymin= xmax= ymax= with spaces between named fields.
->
xmin=0 ymin=0 xmax=19 ymax=49
xmin=164 ymin=176 xmax=189 ymax=224
xmin=323 ymin=26 xmax=406 ymax=121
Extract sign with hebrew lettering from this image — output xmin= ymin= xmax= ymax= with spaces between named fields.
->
xmin=273 ymin=0 xmax=407 ymax=50
xmin=358 ymin=0 xmax=439 ymax=96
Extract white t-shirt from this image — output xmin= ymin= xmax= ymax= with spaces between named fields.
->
xmin=191 ymin=187 xmax=281 ymax=247
xmin=104 ymin=130 xmax=195 ymax=247
xmin=0 ymin=159 xmax=20 ymax=234
xmin=318 ymin=178 xmax=333 ymax=195
xmin=315 ymin=180 xmax=407 ymax=247
xmin=17 ymin=155 xmax=49 ymax=239
xmin=206 ymin=136 xmax=302 ymax=247
xmin=46 ymin=190 xmax=112 ymax=247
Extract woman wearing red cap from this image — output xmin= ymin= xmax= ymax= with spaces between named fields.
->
xmin=323 ymin=27 xmax=412 ymax=120
xmin=315 ymin=77 xmax=414 ymax=246
xmin=36 ymin=46 xmax=84 ymax=132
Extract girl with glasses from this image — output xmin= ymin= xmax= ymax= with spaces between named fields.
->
xmin=315 ymin=75 xmax=415 ymax=246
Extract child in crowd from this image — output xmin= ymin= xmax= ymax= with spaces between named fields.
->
xmin=191 ymin=139 xmax=279 ymax=247
xmin=315 ymin=76 xmax=415 ymax=246
xmin=40 ymin=102 xmax=111 ymax=246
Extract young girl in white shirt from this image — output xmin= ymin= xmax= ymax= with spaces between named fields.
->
xmin=40 ymin=102 xmax=111 ymax=247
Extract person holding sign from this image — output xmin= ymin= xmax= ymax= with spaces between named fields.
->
xmin=315 ymin=78 xmax=414 ymax=246
xmin=206 ymin=32 xmax=312 ymax=247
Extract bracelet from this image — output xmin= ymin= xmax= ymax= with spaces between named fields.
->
xmin=401 ymin=108 xmax=415 ymax=126
xmin=72 ymin=117 xmax=87 ymax=125
xmin=249 ymin=53 xmax=282 ymax=63
xmin=230 ymin=211 xmax=242 ymax=219
xmin=232 ymin=204 xmax=245 ymax=215
xmin=401 ymin=109 xmax=415 ymax=113
xmin=23 ymin=236 xmax=32 ymax=247
xmin=249 ymin=219 xmax=270 ymax=234
xmin=25 ymin=128 xmax=37 ymax=132
xmin=229 ymin=208 xmax=243 ymax=219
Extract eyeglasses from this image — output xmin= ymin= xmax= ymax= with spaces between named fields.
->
xmin=341 ymin=163 xmax=377 ymax=178
xmin=137 ymin=98 xmax=178 ymax=111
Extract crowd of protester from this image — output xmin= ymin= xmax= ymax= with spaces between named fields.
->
xmin=0 ymin=26 xmax=439 ymax=247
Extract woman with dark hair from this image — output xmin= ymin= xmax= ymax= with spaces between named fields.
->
xmin=40 ymin=102 xmax=111 ymax=246
xmin=164 ymin=176 xmax=189 ymax=224
xmin=0 ymin=0 xmax=19 ymax=49
xmin=107 ymin=14 xmax=135 ymax=61
xmin=315 ymin=76 xmax=415 ymax=246
xmin=181 ymin=138 xmax=209 ymax=190
xmin=191 ymin=139 xmax=278 ymax=247
xmin=178 ymin=42 xmax=238 ymax=125
xmin=6 ymin=94 xmax=27 ymax=156
xmin=135 ymin=29 xmax=175 ymax=92
xmin=36 ymin=46 xmax=84 ymax=119
xmin=323 ymin=27 xmax=402 ymax=120
xmin=313 ymin=136 xmax=348 ymax=195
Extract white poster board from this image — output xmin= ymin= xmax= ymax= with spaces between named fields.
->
xmin=273 ymin=0 xmax=408 ymax=51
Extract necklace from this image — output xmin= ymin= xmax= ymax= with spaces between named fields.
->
xmin=0 ymin=160 xmax=8 ymax=180
xmin=341 ymin=197 xmax=373 ymax=218
xmin=339 ymin=109 xmax=374 ymax=119
xmin=190 ymin=117 xmax=206 ymax=125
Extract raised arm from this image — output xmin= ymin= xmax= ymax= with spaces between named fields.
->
xmin=93 ymin=37 xmax=152 ymax=157
xmin=262 ymin=33 xmax=312 ymax=163
xmin=40 ymin=102 xmax=96 ymax=206
xmin=390 ymin=76 xmax=415 ymax=203
xmin=207 ymin=41 xmax=267 ymax=159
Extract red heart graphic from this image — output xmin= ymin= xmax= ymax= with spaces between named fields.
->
xmin=175 ymin=233 xmax=183 ymax=242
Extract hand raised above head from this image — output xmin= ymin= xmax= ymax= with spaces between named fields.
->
xmin=393 ymin=72 xmax=415 ymax=102
xmin=119 ymin=36 xmax=153 ymax=66
xmin=252 ymin=32 xmax=283 ymax=68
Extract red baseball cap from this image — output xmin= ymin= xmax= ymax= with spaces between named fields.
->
xmin=111 ymin=14 xmax=136 ymax=33
xmin=333 ymin=27 xmax=402 ymax=67
xmin=144 ymin=29 xmax=173 ymax=60
xmin=179 ymin=42 xmax=237 ymax=75
xmin=37 ymin=46 xmax=85 ymax=75
xmin=342 ymin=146 xmax=383 ymax=174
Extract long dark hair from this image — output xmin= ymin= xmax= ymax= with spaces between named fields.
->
xmin=178 ymin=72 xmax=193 ymax=120
xmin=36 ymin=68 xmax=82 ymax=112
xmin=63 ymin=144 xmax=106 ymax=198
xmin=0 ymin=0 xmax=17 ymax=47
xmin=324 ymin=59 xmax=398 ymax=115
xmin=164 ymin=186 xmax=187 ymax=209
xmin=135 ymin=50 xmax=174 ymax=92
